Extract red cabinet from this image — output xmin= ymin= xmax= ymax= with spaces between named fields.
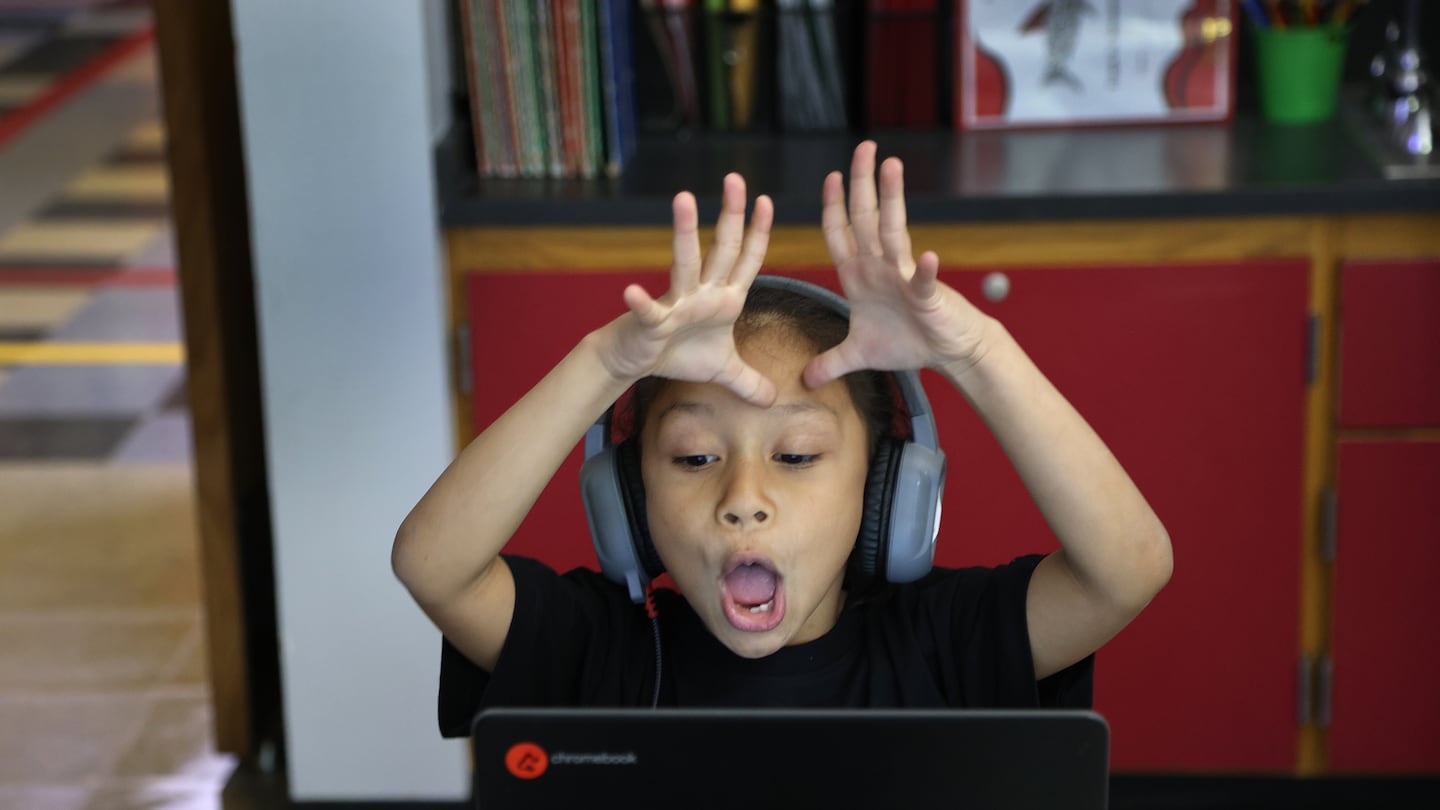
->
xmin=937 ymin=262 xmax=1309 ymax=773
xmin=1329 ymin=440 xmax=1440 ymax=774
xmin=1338 ymin=260 xmax=1440 ymax=428
xmin=1329 ymin=258 xmax=1440 ymax=774
xmin=466 ymin=258 xmax=1311 ymax=772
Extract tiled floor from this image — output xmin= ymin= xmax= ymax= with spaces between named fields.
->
xmin=0 ymin=2 xmax=236 ymax=808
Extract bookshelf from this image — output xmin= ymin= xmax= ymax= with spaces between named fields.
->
xmin=436 ymin=113 xmax=1437 ymax=226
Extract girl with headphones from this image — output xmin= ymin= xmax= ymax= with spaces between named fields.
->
xmin=393 ymin=142 xmax=1172 ymax=733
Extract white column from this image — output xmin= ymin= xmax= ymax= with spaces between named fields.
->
xmin=230 ymin=0 xmax=466 ymax=799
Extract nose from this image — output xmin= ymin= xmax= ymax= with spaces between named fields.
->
xmin=716 ymin=458 xmax=773 ymax=529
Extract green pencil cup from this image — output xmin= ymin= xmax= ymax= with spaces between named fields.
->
xmin=1252 ymin=25 xmax=1349 ymax=124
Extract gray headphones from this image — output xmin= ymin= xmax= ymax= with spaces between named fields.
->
xmin=579 ymin=275 xmax=947 ymax=604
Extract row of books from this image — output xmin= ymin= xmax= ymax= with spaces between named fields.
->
xmin=458 ymin=0 xmax=947 ymax=180
xmin=459 ymin=1 xmax=1238 ymax=180
xmin=459 ymin=0 xmax=637 ymax=179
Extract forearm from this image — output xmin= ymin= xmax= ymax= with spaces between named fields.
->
xmin=392 ymin=323 xmax=636 ymax=605
xmin=941 ymin=319 xmax=1172 ymax=607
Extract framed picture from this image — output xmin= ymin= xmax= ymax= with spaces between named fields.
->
xmin=955 ymin=0 xmax=1236 ymax=130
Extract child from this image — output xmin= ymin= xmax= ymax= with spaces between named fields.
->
xmin=392 ymin=142 xmax=1172 ymax=737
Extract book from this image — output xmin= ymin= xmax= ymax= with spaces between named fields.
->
xmin=778 ymin=0 xmax=848 ymax=131
xmin=533 ymin=0 xmax=565 ymax=178
xmin=702 ymin=0 xmax=730 ymax=129
xmin=598 ymin=0 xmax=639 ymax=176
xmin=637 ymin=0 xmax=703 ymax=132
xmin=578 ymin=0 xmax=604 ymax=178
xmin=551 ymin=0 xmax=574 ymax=177
xmin=457 ymin=0 xmax=494 ymax=175
xmin=509 ymin=0 xmax=547 ymax=177
xmin=488 ymin=0 xmax=521 ymax=176
xmin=866 ymin=0 xmax=940 ymax=129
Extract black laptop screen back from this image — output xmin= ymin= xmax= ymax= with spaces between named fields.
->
xmin=471 ymin=708 xmax=1109 ymax=810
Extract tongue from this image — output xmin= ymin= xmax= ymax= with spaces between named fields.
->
xmin=725 ymin=564 xmax=777 ymax=606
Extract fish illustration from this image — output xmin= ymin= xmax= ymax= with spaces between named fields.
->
xmin=1020 ymin=0 xmax=1097 ymax=92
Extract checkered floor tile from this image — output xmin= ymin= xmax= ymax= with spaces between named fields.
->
xmin=0 ymin=2 xmax=183 ymax=463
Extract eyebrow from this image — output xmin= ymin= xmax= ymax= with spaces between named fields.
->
xmin=656 ymin=399 xmax=839 ymax=423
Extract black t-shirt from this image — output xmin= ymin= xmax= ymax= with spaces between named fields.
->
xmin=438 ymin=553 xmax=1094 ymax=738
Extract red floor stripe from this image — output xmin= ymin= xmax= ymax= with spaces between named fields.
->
xmin=0 ymin=267 xmax=175 ymax=286
xmin=0 ymin=25 xmax=156 ymax=149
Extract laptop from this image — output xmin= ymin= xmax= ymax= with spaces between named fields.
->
xmin=471 ymin=708 xmax=1110 ymax=809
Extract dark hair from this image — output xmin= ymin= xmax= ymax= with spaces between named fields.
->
xmin=623 ymin=285 xmax=900 ymax=456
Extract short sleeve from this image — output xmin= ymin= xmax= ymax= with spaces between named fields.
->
xmin=436 ymin=555 xmax=649 ymax=737
xmin=920 ymin=553 xmax=1095 ymax=709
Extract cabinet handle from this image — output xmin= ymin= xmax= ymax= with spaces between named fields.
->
xmin=981 ymin=272 xmax=1011 ymax=303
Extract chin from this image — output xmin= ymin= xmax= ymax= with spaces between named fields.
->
xmin=716 ymin=627 xmax=788 ymax=659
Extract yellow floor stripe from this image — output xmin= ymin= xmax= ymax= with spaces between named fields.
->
xmin=0 ymin=342 xmax=184 ymax=364
xmin=0 ymin=290 xmax=92 ymax=329
xmin=66 ymin=166 xmax=170 ymax=202
xmin=126 ymin=120 xmax=167 ymax=151
xmin=0 ymin=221 xmax=164 ymax=260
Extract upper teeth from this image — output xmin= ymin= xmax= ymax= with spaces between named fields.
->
xmin=747 ymin=600 xmax=774 ymax=613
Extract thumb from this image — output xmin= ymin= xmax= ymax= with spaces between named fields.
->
xmin=803 ymin=344 xmax=860 ymax=390
xmin=718 ymin=359 xmax=777 ymax=408
xmin=910 ymin=252 xmax=940 ymax=301
xmin=623 ymin=283 xmax=663 ymax=326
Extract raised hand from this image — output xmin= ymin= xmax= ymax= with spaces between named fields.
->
xmin=599 ymin=173 xmax=777 ymax=407
xmin=805 ymin=141 xmax=990 ymax=389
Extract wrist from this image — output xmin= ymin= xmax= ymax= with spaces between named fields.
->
xmin=582 ymin=316 xmax=651 ymax=390
xmin=937 ymin=316 xmax=1012 ymax=389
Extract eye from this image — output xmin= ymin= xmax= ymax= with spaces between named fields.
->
xmin=673 ymin=454 xmax=719 ymax=469
xmin=774 ymin=453 xmax=819 ymax=467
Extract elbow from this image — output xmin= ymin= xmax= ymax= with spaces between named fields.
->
xmin=391 ymin=517 xmax=492 ymax=611
xmin=390 ymin=518 xmax=424 ymax=595
xmin=1096 ymin=521 xmax=1173 ymax=616
xmin=1133 ymin=522 xmax=1173 ymax=608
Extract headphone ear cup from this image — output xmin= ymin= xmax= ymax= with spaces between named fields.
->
xmin=882 ymin=442 xmax=946 ymax=583
xmin=614 ymin=438 xmax=665 ymax=579
xmin=580 ymin=444 xmax=642 ymax=587
xmin=853 ymin=437 xmax=905 ymax=580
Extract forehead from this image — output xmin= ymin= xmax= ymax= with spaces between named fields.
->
xmin=645 ymin=332 xmax=860 ymax=430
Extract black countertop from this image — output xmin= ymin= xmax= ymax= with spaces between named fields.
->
xmin=435 ymin=105 xmax=1440 ymax=227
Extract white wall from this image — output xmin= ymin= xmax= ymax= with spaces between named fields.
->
xmin=230 ymin=0 xmax=466 ymax=800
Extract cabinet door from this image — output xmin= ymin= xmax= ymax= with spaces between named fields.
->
xmin=1330 ymin=440 xmax=1440 ymax=774
xmin=1338 ymin=260 xmax=1440 ymax=428
xmin=937 ymin=261 xmax=1309 ymax=773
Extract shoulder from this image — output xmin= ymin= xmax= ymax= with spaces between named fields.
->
xmin=863 ymin=553 xmax=1093 ymax=708
xmin=854 ymin=554 xmax=1050 ymax=657
xmin=870 ymin=554 xmax=1048 ymax=611
xmin=439 ymin=555 xmax=656 ymax=734
xmin=504 ymin=554 xmax=643 ymax=630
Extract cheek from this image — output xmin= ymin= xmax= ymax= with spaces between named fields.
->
xmin=797 ymin=479 xmax=867 ymax=557
xmin=640 ymin=483 xmax=706 ymax=568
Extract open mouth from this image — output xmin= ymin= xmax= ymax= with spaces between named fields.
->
xmin=719 ymin=555 xmax=786 ymax=633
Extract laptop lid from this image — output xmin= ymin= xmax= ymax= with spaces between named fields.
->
xmin=471 ymin=708 xmax=1109 ymax=810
